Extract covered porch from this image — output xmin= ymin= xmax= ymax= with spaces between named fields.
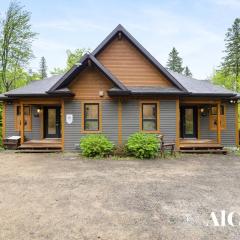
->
xmin=17 ymin=98 xmax=64 ymax=151
xmin=178 ymin=98 xmax=235 ymax=153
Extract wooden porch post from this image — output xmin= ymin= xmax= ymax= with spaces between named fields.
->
xmin=175 ymin=98 xmax=180 ymax=149
xmin=61 ymin=99 xmax=65 ymax=150
xmin=235 ymin=102 xmax=239 ymax=146
xmin=217 ymin=102 xmax=221 ymax=144
xmin=20 ymin=102 xmax=24 ymax=144
xmin=2 ymin=102 xmax=6 ymax=139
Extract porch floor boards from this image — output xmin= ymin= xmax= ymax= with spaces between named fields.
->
xmin=18 ymin=139 xmax=62 ymax=151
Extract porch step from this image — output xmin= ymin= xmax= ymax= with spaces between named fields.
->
xmin=180 ymin=149 xmax=228 ymax=154
xmin=15 ymin=149 xmax=62 ymax=153
xmin=180 ymin=144 xmax=223 ymax=150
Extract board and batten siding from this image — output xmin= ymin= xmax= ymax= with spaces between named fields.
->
xmin=5 ymin=104 xmax=41 ymax=140
xmin=64 ymin=100 xmax=119 ymax=150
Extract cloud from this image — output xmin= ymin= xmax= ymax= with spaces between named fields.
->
xmin=35 ymin=19 xmax=109 ymax=32
xmin=212 ymin=0 xmax=240 ymax=7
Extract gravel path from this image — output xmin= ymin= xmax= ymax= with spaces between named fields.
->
xmin=0 ymin=152 xmax=240 ymax=239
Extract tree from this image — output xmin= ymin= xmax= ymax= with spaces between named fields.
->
xmin=221 ymin=18 xmax=240 ymax=91
xmin=66 ymin=48 xmax=89 ymax=70
xmin=51 ymin=67 xmax=66 ymax=75
xmin=50 ymin=48 xmax=89 ymax=75
xmin=0 ymin=1 xmax=37 ymax=92
xmin=39 ymin=56 xmax=47 ymax=79
xmin=166 ymin=47 xmax=184 ymax=73
xmin=184 ymin=66 xmax=192 ymax=77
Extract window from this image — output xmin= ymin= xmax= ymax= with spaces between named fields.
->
xmin=83 ymin=103 xmax=100 ymax=131
xmin=209 ymin=104 xmax=226 ymax=130
xmin=15 ymin=105 xmax=32 ymax=131
xmin=141 ymin=103 xmax=159 ymax=131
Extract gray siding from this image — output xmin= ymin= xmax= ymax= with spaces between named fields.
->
xmin=160 ymin=100 xmax=176 ymax=143
xmin=64 ymin=100 xmax=119 ymax=150
xmin=199 ymin=113 xmax=217 ymax=140
xmin=64 ymin=100 xmax=81 ymax=150
xmin=222 ymin=103 xmax=236 ymax=146
xmin=5 ymin=104 xmax=40 ymax=140
xmin=199 ymin=103 xmax=236 ymax=146
xmin=122 ymin=100 xmax=139 ymax=143
xmin=5 ymin=104 xmax=18 ymax=137
xmin=102 ymin=100 xmax=118 ymax=143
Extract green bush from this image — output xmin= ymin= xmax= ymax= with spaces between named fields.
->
xmin=126 ymin=132 xmax=159 ymax=159
xmin=80 ymin=134 xmax=114 ymax=158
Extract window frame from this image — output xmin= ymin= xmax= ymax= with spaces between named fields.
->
xmin=15 ymin=104 xmax=32 ymax=132
xmin=209 ymin=104 xmax=226 ymax=131
xmin=140 ymin=101 xmax=160 ymax=133
xmin=82 ymin=102 xmax=102 ymax=133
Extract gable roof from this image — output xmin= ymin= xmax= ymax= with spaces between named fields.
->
xmin=0 ymin=24 xmax=238 ymax=100
xmin=48 ymin=53 xmax=129 ymax=93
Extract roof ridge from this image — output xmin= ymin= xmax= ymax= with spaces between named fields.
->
xmin=91 ymin=24 xmax=187 ymax=92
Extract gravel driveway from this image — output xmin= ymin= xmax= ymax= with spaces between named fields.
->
xmin=0 ymin=152 xmax=240 ymax=240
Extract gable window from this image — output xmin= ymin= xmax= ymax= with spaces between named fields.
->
xmin=140 ymin=102 xmax=159 ymax=132
xmin=15 ymin=105 xmax=32 ymax=131
xmin=83 ymin=103 xmax=100 ymax=131
xmin=209 ymin=104 xmax=226 ymax=130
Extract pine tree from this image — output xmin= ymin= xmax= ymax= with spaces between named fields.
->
xmin=166 ymin=47 xmax=184 ymax=73
xmin=184 ymin=66 xmax=192 ymax=77
xmin=39 ymin=56 xmax=47 ymax=79
xmin=221 ymin=18 xmax=240 ymax=91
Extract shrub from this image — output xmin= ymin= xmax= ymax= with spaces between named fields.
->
xmin=126 ymin=132 xmax=159 ymax=159
xmin=80 ymin=134 xmax=114 ymax=158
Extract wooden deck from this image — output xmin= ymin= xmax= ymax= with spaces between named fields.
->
xmin=179 ymin=139 xmax=227 ymax=154
xmin=18 ymin=139 xmax=62 ymax=152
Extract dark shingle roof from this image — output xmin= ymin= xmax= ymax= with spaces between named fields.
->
xmin=168 ymin=71 xmax=237 ymax=96
xmin=4 ymin=75 xmax=63 ymax=96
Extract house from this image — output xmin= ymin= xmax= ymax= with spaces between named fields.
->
xmin=0 ymin=24 xmax=239 ymax=152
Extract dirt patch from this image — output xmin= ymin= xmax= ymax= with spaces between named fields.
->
xmin=0 ymin=152 xmax=240 ymax=239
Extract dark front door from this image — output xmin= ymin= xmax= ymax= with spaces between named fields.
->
xmin=44 ymin=106 xmax=61 ymax=138
xmin=180 ymin=106 xmax=198 ymax=138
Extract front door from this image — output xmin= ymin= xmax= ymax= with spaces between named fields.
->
xmin=180 ymin=106 xmax=198 ymax=138
xmin=44 ymin=106 xmax=61 ymax=138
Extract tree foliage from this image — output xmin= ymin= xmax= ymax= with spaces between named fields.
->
xmin=0 ymin=1 xmax=37 ymax=92
xmin=213 ymin=18 xmax=240 ymax=91
xmin=39 ymin=56 xmax=47 ymax=79
xmin=184 ymin=66 xmax=192 ymax=77
xmin=166 ymin=47 xmax=184 ymax=73
xmin=51 ymin=48 xmax=89 ymax=75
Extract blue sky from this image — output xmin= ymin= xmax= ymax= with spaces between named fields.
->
xmin=1 ymin=0 xmax=239 ymax=79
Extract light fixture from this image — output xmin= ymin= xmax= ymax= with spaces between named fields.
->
xmin=99 ymin=90 xmax=104 ymax=97
xmin=37 ymin=107 xmax=42 ymax=113
xmin=200 ymin=108 xmax=204 ymax=113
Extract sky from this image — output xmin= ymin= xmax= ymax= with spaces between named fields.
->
xmin=1 ymin=0 xmax=239 ymax=79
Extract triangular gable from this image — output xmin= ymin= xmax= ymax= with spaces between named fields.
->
xmin=48 ymin=54 xmax=129 ymax=93
xmin=50 ymin=24 xmax=187 ymax=93
xmin=93 ymin=24 xmax=187 ymax=91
